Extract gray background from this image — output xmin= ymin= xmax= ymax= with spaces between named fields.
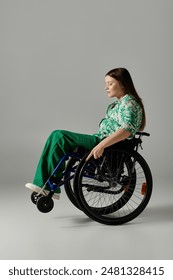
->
xmin=0 ymin=0 xmax=173 ymax=259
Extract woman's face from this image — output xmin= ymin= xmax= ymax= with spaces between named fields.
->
xmin=105 ymin=75 xmax=124 ymax=99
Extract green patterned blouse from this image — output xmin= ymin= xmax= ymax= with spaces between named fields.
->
xmin=96 ymin=94 xmax=143 ymax=140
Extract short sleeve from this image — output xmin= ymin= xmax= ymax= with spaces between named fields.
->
xmin=118 ymin=99 xmax=142 ymax=138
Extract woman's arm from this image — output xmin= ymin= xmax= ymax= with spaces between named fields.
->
xmin=86 ymin=128 xmax=131 ymax=161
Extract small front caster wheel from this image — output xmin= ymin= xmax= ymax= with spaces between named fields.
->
xmin=36 ymin=196 xmax=54 ymax=213
xmin=31 ymin=192 xmax=43 ymax=204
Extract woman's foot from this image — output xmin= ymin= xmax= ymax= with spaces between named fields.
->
xmin=25 ymin=183 xmax=60 ymax=200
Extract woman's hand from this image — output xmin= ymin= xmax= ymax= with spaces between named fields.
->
xmin=86 ymin=129 xmax=131 ymax=162
xmin=86 ymin=143 xmax=105 ymax=161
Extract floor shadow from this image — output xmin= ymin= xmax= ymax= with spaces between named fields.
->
xmin=53 ymin=204 xmax=173 ymax=227
xmin=54 ymin=215 xmax=90 ymax=223
xmin=53 ymin=211 xmax=140 ymax=227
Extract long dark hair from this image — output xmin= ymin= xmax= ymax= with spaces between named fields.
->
xmin=105 ymin=67 xmax=146 ymax=131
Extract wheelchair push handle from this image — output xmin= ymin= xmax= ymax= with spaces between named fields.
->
xmin=136 ymin=132 xmax=150 ymax=137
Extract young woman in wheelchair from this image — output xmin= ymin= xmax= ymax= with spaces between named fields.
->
xmin=25 ymin=67 xmax=146 ymax=200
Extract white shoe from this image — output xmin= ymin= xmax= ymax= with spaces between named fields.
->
xmin=25 ymin=183 xmax=60 ymax=200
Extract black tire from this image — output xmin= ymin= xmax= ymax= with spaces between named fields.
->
xmin=64 ymin=153 xmax=85 ymax=210
xmin=74 ymin=148 xmax=152 ymax=225
xmin=36 ymin=196 xmax=54 ymax=213
xmin=31 ymin=192 xmax=43 ymax=204
xmin=74 ymin=150 xmax=136 ymax=215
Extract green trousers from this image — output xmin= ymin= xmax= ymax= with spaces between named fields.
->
xmin=33 ymin=130 xmax=100 ymax=187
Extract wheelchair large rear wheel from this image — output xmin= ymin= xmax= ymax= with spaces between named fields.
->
xmin=64 ymin=156 xmax=81 ymax=210
xmin=74 ymin=148 xmax=152 ymax=225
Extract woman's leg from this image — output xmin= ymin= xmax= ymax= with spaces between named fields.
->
xmin=32 ymin=130 xmax=100 ymax=187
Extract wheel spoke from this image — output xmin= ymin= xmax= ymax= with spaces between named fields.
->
xmin=75 ymin=148 xmax=152 ymax=225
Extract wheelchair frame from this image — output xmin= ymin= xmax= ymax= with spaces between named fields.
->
xmin=30 ymin=132 xmax=153 ymax=225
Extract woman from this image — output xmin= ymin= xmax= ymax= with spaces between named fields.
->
xmin=26 ymin=67 xmax=146 ymax=199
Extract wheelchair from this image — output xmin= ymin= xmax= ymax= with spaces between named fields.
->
xmin=30 ymin=132 xmax=153 ymax=225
